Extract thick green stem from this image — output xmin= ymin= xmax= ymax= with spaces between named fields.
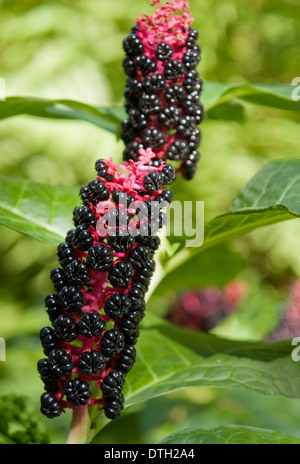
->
xmin=66 ymin=406 xmax=91 ymax=445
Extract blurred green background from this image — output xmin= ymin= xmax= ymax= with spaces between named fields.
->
xmin=0 ymin=0 xmax=300 ymax=444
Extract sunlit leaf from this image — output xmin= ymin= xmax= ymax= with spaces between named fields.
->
xmin=0 ymin=97 xmax=121 ymax=134
xmin=0 ymin=176 xmax=78 ymax=244
xmin=88 ymin=325 xmax=300 ymax=442
xmin=163 ymin=159 xmax=300 ymax=277
xmin=203 ymin=82 xmax=299 ymax=118
xmin=159 ymin=425 xmax=300 ymax=444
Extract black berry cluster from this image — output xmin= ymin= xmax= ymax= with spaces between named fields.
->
xmin=38 ymin=152 xmax=175 ymax=420
xmin=122 ymin=25 xmax=203 ymax=180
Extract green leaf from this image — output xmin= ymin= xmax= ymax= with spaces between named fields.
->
xmin=0 ymin=82 xmax=298 ymax=131
xmin=159 ymin=425 xmax=300 ymax=444
xmin=203 ymin=81 xmax=300 ymax=119
xmin=206 ymin=102 xmax=246 ymax=121
xmin=0 ymin=176 xmax=79 ymax=244
xmin=0 ymin=97 xmax=122 ymax=134
xmin=143 ymin=314 xmax=292 ymax=362
xmin=126 ymin=332 xmax=300 ymax=403
xmin=88 ymin=326 xmax=300 ymax=442
xmin=163 ymin=159 xmax=300 ymax=277
xmin=154 ymin=243 xmax=245 ymax=295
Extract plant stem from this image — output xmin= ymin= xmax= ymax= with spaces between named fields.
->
xmin=66 ymin=406 xmax=91 ymax=445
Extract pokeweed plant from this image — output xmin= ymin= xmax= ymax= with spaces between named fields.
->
xmin=0 ymin=0 xmax=300 ymax=446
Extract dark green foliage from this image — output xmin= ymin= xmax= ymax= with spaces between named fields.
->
xmin=0 ymin=396 xmax=49 ymax=444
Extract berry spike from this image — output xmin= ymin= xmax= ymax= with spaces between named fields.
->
xmin=122 ymin=0 xmax=203 ymax=180
xmin=38 ymin=148 xmax=172 ymax=420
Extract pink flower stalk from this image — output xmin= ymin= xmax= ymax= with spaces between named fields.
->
xmin=122 ymin=0 xmax=203 ymax=180
xmin=38 ymin=149 xmax=175 ymax=420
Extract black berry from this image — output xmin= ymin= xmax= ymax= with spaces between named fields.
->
xmin=50 ymin=268 xmax=68 ymax=292
xmin=66 ymin=225 xmax=94 ymax=251
xmin=57 ymin=242 xmax=76 ymax=269
xmin=142 ymin=127 xmax=165 ymax=149
xmin=129 ymin=245 xmax=150 ymax=268
xmin=162 ymin=165 xmax=176 ymax=184
xmin=53 ymin=315 xmax=78 ymax=342
xmin=101 ymin=329 xmax=125 ymax=358
xmin=108 ymin=261 xmax=134 ymax=289
xmin=138 ymin=94 xmax=161 ymax=115
xmin=127 ymin=108 xmax=147 ymax=130
xmin=135 ymin=55 xmax=157 ymax=74
xmin=143 ymin=73 xmax=166 ymax=94
xmin=123 ymin=56 xmax=136 ymax=77
xmin=188 ymin=128 xmax=201 ymax=150
xmin=158 ymin=105 xmax=181 ymax=127
xmin=65 ymin=260 xmax=91 ymax=286
xmin=107 ymin=234 xmax=135 ymax=253
xmin=117 ymin=346 xmax=137 ymax=374
xmin=126 ymin=77 xmax=144 ymax=97
xmin=40 ymin=393 xmax=62 ymax=419
xmin=78 ymin=350 xmax=106 ymax=376
xmin=38 ymin=358 xmax=56 ymax=382
xmin=104 ymin=294 xmax=131 ymax=319
xmin=187 ymin=28 xmax=199 ymax=44
xmin=155 ymin=42 xmax=174 ymax=61
xmin=156 ymin=189 xmax=174 ymax=205
xmin=86 ymin=244 xmax=113 ymax=272
xmin=40 ymin=327 xmax=58 ymax=356
xmin=183 ymin=48 xmax=201 ymax=69
xmin=143 ymin=170 xmax=164 ymax=193
xmin=77 ymin=312 xmax=106 ymax=338
xmin=80 ymin=179 xmax=110 ymax=205
xmin=64 ymin=379 xmax=92 ymax=407
xmin=95 ymin=159 xmax=114 ymax=182
xmin=104 ymin=393 xmax=125 ymax=420
xmin=47 ymin=348 xmax=74 ymax=377
xmin=123 ymin=140 xmax=143 ymax=162
xmin=123 ymin=33 xmax=144 ymax=56
xmin=166 ymin=139 xmax=189 ymax=161
xmin=101 ymin=369 xmax=125 ymax=398
xmin=177 ymin=116 xmax=197 ymax=138
xmin=164 ymin=59 xmax=185 ymax=80
xmin=58 ymin=286 xmax=84 ymax=314
xmin=164 ymin=84 xmax=186 ymax=104
xmin=120 ymin=311 xmax=142 ymax=341
xmin=73 ymin=206 xmax=96 ymax=228
xmin=45 ymin=293 xmax=62 ymax=323
xmin=128 ymin=283 xmax=146 ymax=308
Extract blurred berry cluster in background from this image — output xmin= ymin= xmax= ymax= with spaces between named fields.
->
xmin=167 ymin=279 xmax=300 ymax=342
xmin=167 ymin=281 xmax=248 ymax=331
